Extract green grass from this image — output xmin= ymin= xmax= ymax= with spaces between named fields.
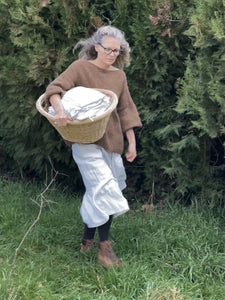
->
xmin=0 ymin=179 xmax=224 ymax=300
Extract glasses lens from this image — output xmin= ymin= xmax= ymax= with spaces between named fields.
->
xmin=114 ymin=50 xmax=120 ymax=55
xmin=104 ymin=48 xmax=112 ymax=55
xmin=105 ymin=49 xmax=120 ymax=56
xmin=99 ymin=43 xmax=120 ymax=55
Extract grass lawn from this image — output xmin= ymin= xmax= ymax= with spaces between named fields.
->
xmin=0 ymin=179 xmax=224 ymax=300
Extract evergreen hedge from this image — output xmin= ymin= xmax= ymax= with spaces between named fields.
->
xmin=0 ymin=0 xmax=224 ymax=205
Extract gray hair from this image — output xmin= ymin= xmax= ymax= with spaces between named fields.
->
xmin=74 ymin=26 xmax=130 ymax=69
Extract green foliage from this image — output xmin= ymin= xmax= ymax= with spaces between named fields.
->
xmin=172 ymin=0 xmax=225 ymax=201
xmin=0 ymin=0 xmax=225 ymax=205
xmin=0 ymin=0 xmax=88 ymax=184
xmin=124 ymin=0 xmax=193 ymax=198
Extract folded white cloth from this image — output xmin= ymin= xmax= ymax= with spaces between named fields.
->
xmin=48 ymin=86 xmax=110 ymax=120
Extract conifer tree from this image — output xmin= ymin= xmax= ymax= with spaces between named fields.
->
xmin=0 ymin=0 xmax=92 ymax=182
xmin=171 ymin=0 xmax=225 ymax=203
xmin=124 ymin=0 xmax=193 ymax=199
xmin=0 ymin=0 xmax=224 ymax=205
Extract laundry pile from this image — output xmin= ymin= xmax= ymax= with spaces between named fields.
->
xmin=48 ymin=86 xmax=111 ymax=120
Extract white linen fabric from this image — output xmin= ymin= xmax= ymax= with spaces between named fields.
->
xmin=48 ymin=86 xmax=110 ymax=120
xmin=72 ymin=143 xmax=129 ymax=228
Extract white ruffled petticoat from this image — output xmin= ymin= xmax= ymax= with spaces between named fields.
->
xmin=72 ymin=143 xmax=129 ymax=228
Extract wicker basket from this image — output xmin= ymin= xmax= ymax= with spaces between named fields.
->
xmin=36 ymin=88 xmax=118 ymax=143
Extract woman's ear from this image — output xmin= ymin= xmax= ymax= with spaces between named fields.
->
xmin=94 ymin=44 xmax=99 ymax=54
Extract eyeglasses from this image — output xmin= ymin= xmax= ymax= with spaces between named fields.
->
xmin=98 ymin=43 xmax=120 ymax=56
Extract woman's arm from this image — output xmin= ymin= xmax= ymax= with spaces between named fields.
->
xmin=125 ymin=128 xmax=137 ymax=162
xmin=49 ymin=94 xmax=72 ymax=127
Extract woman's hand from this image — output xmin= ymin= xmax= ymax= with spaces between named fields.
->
xmin=54 ymin=113 xmax=72 ymax=127
xmin=126 ymin=142 xmax=137 ymax=162
xmin=49 ymin=94 xmax=72 ymax=127
xmin=125 ymin=128 xmax=137 ymax=162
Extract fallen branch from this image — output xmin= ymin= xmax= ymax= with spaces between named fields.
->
xmin=7 ymin=170 xmax=58 ymax=300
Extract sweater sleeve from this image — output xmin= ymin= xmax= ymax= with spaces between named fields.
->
xmin=117 ymin=73 xmax=142 ymax=133
xmin=44 ymin=61 xmax=79 ymax=103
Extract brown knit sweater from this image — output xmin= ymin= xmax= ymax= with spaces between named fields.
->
xmin=45 ymin=59 xmax=142 ymax=154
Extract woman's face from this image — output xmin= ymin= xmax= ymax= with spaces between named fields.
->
xmin=95 ymin=37 xmax=121 ymax=67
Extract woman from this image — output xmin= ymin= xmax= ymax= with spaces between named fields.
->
xmin=45 ymin=25 xmax=142 ymax=268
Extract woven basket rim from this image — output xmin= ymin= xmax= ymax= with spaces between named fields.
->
xmin=36 ymin=88 xmax=118 ymax=125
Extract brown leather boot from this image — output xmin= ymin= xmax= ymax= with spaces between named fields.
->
xmin=98 ymin=240 xmax=122 ymax=268
xmin=80 ymin=239 xmax=93 ymax=252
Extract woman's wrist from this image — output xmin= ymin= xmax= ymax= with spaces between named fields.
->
xmin=125 ymin=129 xmax=136 ymax=146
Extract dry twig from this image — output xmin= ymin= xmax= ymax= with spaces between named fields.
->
xmin=141 ymin=180 xmax=155 ymax=216
xmin=7 ymin=170 xmax=58 ymax=300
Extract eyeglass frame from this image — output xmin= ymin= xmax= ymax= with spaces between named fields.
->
xmin=97 ymin=43 xmax=121 ymax=56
